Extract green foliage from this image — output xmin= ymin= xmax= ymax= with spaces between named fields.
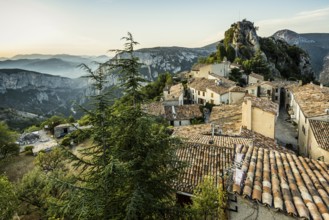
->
xmin=24 ymin=146 xmax=34 ymax=155
xmin=142 ymin=72 xmax=173 ymax=101
xmin=216 ymin=44 xmax=227 ymax=62
xmin=226 ymin=45 xmax=236 ymax=62
xmin=0 ymin=175 xmax=18 ymax=220
xmin=42 ymin=33 xmax=184 ymax=219
xmin=78 ymin=114 xmax=91 ymax=126
xmin=191 ymin=176 xmax=227 ymax=219
xmin=224 ymin=26 xmax=235 ymax=48
xmin=41 ymin=115 xmax=67 ymax=134
xmin=229 ymin=68 xmax=245 ymax=85
xmin=61 ymin=129 xmax=91 ymax=146
xmin=24 ymin=125 xmax=40 ymax=133
xmin=0 ymin=121 xmax=19 ymax=160
xmin=67 ymin=115 xmax=75 ymax=123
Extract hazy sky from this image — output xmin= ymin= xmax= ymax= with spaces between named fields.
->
xmin=0 ymin=0 xmax=329 ymax=57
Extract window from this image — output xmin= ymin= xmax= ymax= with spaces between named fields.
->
xmin=198 ymin=91 xmax=200 ymax=95
xmin=203 ymin=91 xmax=205 ymax=96
xmin=302 ymin=125 xmax=305 ymax=135
xmin=275 ymin=88 xmax=279 ymax=93
xmin=275 ymin=96 xmax=278 ymax=101
xmin=251 ymin=89 xmax=254 ymax=94
xmin=210 ymin=100 xmax=214 ymax=104
xmin=211 ymin=93 xmax=214 ymax=98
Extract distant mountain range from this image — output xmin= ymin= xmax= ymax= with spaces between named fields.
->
xmin=273 ymin=30 xmax=329 ymax=84
xmin=0 ymin=54 xmax=110 ymax=78
xmin=0 ymin=43 xmax=217 ymax=80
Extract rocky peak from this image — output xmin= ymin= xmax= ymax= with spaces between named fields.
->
xmin=272 ymin=29 xmax=315 ymax=45
xmin=232 ymin=20 xmax=260 ymax=52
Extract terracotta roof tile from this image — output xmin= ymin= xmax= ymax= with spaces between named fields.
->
xmin=188 ymin=77 xmax=235 ymax=94
xmin=174 ymin=142 xmax=235 ymax=194
xmin=309 ymin=120 xmax=329 ymax=151
xmin=243 ymin=95 xmax=279 ymax=115
xmin=142 ymin=102 xmax=165 ymax=117
xmin=166 ymin=83 xmax=184 ymax=101
xmin=164 ymin=104 xmax=202 ymax=121
xmin=209 ymin=104 xmax=242 ymax=135
xmin=249 ymin=73 xmax=265 ymax=81
xmin=291 ymin=84 xmax=329 ymax=118
xmin=233 ymin=145 xmax=329 ymax=220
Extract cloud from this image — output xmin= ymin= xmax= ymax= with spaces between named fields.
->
xmin=256 ymin=7 xmax=329 ymax=36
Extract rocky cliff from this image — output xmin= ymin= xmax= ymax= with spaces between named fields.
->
xmin=273 ymin=30 xmax=329 ymax=84
xmin=222 ymin=20 xmax=314 ymax=81
xmin=0 ymin=69 xmax=90 ymax=116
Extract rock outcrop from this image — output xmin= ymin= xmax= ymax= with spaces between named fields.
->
xmin=273 ymin=30 xmax=329 ymax=84
xmin=0 ymin=69 xmax=91 ymax=116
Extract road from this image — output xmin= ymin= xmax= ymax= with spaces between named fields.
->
xmin=275 ymin=107 xmax=298 ymax=151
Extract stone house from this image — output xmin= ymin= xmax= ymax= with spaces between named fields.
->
xmin=288 ymin=83 xmax=329 ymax=157
xmin=164 ymin=104 xmax=202 ymax=126
xmin=163 ymin=83 xmax=184 ymax=106
xmin=241 ymin=96 xmax=278 ymax=139
xmin=248 ymin=72 xmax=264 ymax=84
xmin=189 ymin=62 xmax=231 ymax=79
xmin=308 ymin=119 xmax=329 ymax=163
xmin=188 ymin=77 xmax=237 ymax=105
xmin=54 ymin=123 xmax=78 ymax=138
xmin=245 ymin=81 xmax=281 ymax=104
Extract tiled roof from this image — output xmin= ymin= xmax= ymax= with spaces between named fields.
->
xmin=246 ymin=81 xmax=276 ymax=89
xmin=227 ymin=86 xmax=245 ymax=93
xmin=175 ymin=142 xmax=235 ymax=194
xmin=166 ymin=83 xmax=184 ymax=101
xmin=164 ymin=104 xmax=202 ymax=121
xmin=240 ymin=128 xmax=295 ymax=154
xmin=309 ymin=120 xmax=329 ymax=151
xmin=173 ymin=124 xmax=292 ymax=153
xmin=207 ymin=74 xmax=236 ymax=86
xmin=188 ymin=77 xmax=232 ymax=95
xmin=249 ymin=73 xmax=264 ymax=81
xmin=291 ymin=84 xmax=329 ymax=118
xmin=187 ymin=134 xmax=251 ymax=148
xmin=209 ymin=104 xmax=242 ymax=134
xmin=142 ymin=102 xmax=165 ymax=117
xmin=244 ymin=95 xmax=279 ymax=115
xmin=232 ymin=145 xmax=329 ymax=220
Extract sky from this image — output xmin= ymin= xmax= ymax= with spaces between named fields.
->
xmin=0 ymin=0 xmax=329 ymax=58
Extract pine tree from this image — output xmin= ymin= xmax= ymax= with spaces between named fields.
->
xmin=47 ymin=33 xmax=183 ymax=219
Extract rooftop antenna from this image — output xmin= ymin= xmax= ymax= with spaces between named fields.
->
xmin=209 ymin=123 xmax=215 ymax=144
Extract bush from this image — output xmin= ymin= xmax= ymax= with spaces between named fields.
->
xmin=24 ymin=146 xmax=34 ymax=155
xmin=61 ymin=129 xmax=91 ymax=146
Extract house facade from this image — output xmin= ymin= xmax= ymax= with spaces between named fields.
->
xmin=241 ymin=96 xmax=278 ymax=139
xmin=288 ymin=83 xmax=329 ymax=157
xmin=163 ymin=83 xmax=184 ymax=106
xmin=248 ymin=72 xmax=264 ymax=84
xmin=188 ymin=77 xmax=237 ymax=105
xmin=190 ymin=62 xmax=231 ymax=79
xmin=164 ymin=104 xmax=202 ymax=126
xmin=307 ymin=119 xmax=329 ymax=162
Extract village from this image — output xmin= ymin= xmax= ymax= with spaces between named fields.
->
xmin=141 ymin=61 xmax=329 ymax=219
xmin=14 ymin=60 xmax=329 ymax=219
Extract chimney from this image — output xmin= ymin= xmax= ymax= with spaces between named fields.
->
xmin=298 ymin=80 xmax=302 ymax=86
xmin=320 ymin=83 xmax=323 ymax=89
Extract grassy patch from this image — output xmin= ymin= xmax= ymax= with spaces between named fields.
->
xmin=0 ymin=154 xmax=35 ymax=182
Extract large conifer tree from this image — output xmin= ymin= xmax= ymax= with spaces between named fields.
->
xmin=50 ymin=33 xmax=182 ymax=219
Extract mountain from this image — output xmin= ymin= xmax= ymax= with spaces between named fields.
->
xmin=0 ymin=69 xmax=90 ymax=117
xmin=126 ymin=44 xmax=217 ymax=80
xmin=1 ymin=44 xmax=217 ymax=80
xmin=273 ymin=29 xmax=329 ymax=84
xmin=0 ymin=54 xmax=110 ymax=78
xmin=204 ymin=20 xmax=314 ymax=82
